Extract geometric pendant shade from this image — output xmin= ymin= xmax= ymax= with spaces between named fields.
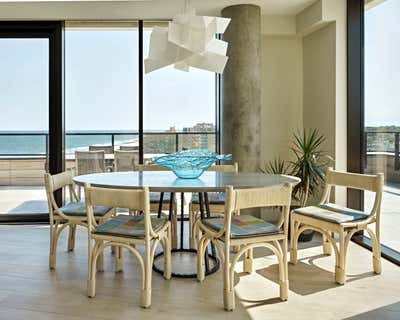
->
xmin=144 ymin=7 xmax=231 ymax=74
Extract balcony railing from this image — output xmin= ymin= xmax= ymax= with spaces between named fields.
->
xmin=365 ymin=130 xmax=400 ymax=171
xmin=0 ymin=131 xmax=217 ymax=158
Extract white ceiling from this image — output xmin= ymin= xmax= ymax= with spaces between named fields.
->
xmin=0 ymin=0 xmax=316 ymax=20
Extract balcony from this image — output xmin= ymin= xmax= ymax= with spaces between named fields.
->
xmin=0 ymin=131 xmax=216 ymax=217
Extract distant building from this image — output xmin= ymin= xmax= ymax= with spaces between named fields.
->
xmin=145 ymin=123 xmax=216 ymax=154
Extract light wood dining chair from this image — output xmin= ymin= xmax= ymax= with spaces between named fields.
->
xmin=134 ymin=164 xmax=178 ymax=248
xmin=44 ymin=169 xmax=114 ymax=270
xmin=189 ymin=163 xmax=239 ymax=248
xmin=114 ymin=150 xmax=139 ymax=172
xmin=196 ymin=183 xmax=292 ymax=311
xmin=84 ymin=184 xmax=171 ymax=308
xmin=290 ymin=167 xmax=384 ymax=285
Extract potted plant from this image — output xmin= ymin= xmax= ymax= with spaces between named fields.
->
xmin=262 ymin=128 xmax=332 ymax=242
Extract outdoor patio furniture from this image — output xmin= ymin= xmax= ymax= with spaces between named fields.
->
xmin=114 ymin=150 xmax=139 ymax=172
xmin=89 ymin=145 xmax=114 ymax=154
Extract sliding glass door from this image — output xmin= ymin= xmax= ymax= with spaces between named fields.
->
xmin=0 ymin=22 xmax=63 ymax=221
xmin=64 ymin=23 xmax=139 ymax=174
xmin=364 ymin=0 xmax=400 ymax=253
xmin=0 ymin=38 xmax=50 ymax=220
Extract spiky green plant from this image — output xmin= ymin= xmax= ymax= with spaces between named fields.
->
xmin=261 ymin=128 xmax=331 ymax=206
xmin=290 ymin=129 xmax=328 ymax=206
xmin=261 ymin=157 xmax=291 ymax=175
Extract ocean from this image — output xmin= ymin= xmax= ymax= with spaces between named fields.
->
xmin=0 ymin=131 xmax=138 ymax=155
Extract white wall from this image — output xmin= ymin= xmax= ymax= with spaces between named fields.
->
xmin=260 ymin=0 xmax=347 ymax=205
xmin=261 ymin=35 xmax=303 ymax=167
xmin=303 ymin=22 xmax=336 ymax=160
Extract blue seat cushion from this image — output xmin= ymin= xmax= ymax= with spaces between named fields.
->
xmin=192 ymin=192 xmax=225 ymax=205
xmin=94 ymin=214 xmax=168 ymax=238
xmin=203 ymin=215 xmax=282 ymax=238
xmin=59 ymin=201 xmax=112 ymax=217
xmin=150 ymin=192 xmax=171 ymax=203
xmin=294 ymin=203 xmax=368 ymax=224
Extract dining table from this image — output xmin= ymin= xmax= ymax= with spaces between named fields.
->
xmin=73 ymin=171 xmax=300 ymax=278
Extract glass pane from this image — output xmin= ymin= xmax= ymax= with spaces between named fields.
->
xmin=0 ymin=38 xmax=49 ymax=215
xmin=364 ymin=0 xmax=400 ymax=252
xmin=143 ymin=28 xmax=216 ymax=161
xmin=65 ymin=26 xmax=139 ymax=173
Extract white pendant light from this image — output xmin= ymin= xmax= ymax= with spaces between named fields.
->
xmin=144 ymin=1 xmax=231 ymax=74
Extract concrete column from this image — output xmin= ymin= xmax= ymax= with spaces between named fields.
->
xmin=221 ymin=4 xmax=261 ymax=172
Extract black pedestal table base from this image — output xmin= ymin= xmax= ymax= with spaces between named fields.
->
xmin=152 ymin=192 xmax=220 ymax=278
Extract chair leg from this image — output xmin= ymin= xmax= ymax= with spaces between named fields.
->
xmin=171 ymin=210 xmax=178 ymax=249
xmin=49 ymin=223 xmax=58 ymax=270
xmin=163 ymin=226 xmax=172 ymax=280
xmin=189 ymin=208 xmax=196 ymax=249
xmin=140 ymin=244 xmax=152 ymax=308
xmin=367 ymin=228 xmax=382 ymax=274
xmin=322 ymin=233 xmax=332 ymax=255
xmin=67 ymin=224 xmax=76 ymax=252
xmin=290 ymin=219 xmax=298 ymax=264
xmin=280 ymin=238 xmax=289 ymax=301
xmin=197 ymin=236 xmax=208 ymax=282
xmin=222 ymin=243 xmax=234 ymax=311
xmin=115 ymin=246 xmax=124 ymax=272
xmin=96 ymin=240 xmax=104 ymax=272
xmin=223 ymin=262 xmax=234 ymax=311
xmin=335 ymin=231 xmax=346 ymax=285
xmin=243 ymin=248 xmax=253 ymax=274
xmin=87 ymin=240 xmax=98 ymax=298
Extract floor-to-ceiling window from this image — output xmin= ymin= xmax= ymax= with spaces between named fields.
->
xmin=0 ymin=21 xmax=218 ymax=221
xmin=0 ymin=38 xmax=49 ymax=217
xmin=0 ymin=22 xmax=63 ymax=222
xmin=64 ymin=21 xmax=218 ymax=170
xmin=364 ymin=0 xmax=400 ymax=253
xmin=65 ymin=22 xmax=139 ymax=173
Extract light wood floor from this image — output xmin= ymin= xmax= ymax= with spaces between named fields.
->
xmin=0 ymin=225 xmax=398 ymax=320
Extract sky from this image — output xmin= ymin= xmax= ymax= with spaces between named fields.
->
xmin=0 ymin=28 xmax=214 ymax=132
xmin=365 ymin=0 xmax=400 ymax=127
xmin=0 ymin=1 xmax=398 ymax=131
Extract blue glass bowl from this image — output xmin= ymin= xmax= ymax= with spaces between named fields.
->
xmin=152 ymin=149 xmax=232 ymax=179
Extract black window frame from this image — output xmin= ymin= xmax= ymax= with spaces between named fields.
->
xmin=347 ymin=0 xmax=400 ymax=266
xmin=0 ymin=21 xmax=64 ymax=223
xmin=0 ymin=20 xmax=221 ymax=222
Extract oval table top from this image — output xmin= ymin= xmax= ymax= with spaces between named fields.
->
xmin=73 ymin=171 xmax=300 ymax=192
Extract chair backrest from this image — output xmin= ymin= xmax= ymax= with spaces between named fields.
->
xmin=119 ymin=145 xmax=139 ymax=151
xmin=84 ymin=184 xmax=156 ymax=238
xmin=217 ymin=183 xmax=292 ymax=240
xmin=44 ymin=169 xmax=78 ymax=222
xmin=321 ymin=167 xmax=384 ymax=219
xmin=134 ymin=164 xmax=169 ymax=171
xmin=75 ymin=151 xmax=105 ymax=176
xmin=89 ymin=145 xmax=114 ymax=154
xmin=207 ymin=162 xmax=238 ymax=173
xmin=114 ymin=150 xmax=139 ymax=172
